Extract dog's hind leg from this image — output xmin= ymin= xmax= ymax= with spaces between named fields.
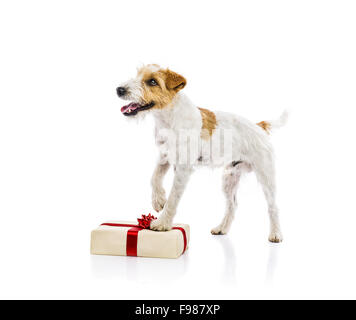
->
xmin=211 ymin=162 xmax=246 ymax=235
xmin=253 ymin=158 xmax=283 ymax=243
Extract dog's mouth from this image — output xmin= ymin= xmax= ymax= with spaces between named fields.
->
xmin=120 ymin=102 xmax=155 ymax=116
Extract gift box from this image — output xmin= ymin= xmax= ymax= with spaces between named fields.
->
xmin=90 ymin=214 xmax=190 ymax=259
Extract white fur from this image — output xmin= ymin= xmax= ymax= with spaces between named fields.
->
xmin=119 ymin=67 xmax=288 ymax=242
xmin=267 ymin=109 xmax=289 ymax=130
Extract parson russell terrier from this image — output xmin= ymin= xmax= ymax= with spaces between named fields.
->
xmin=116 ymin=64 xmax=288 ymax=242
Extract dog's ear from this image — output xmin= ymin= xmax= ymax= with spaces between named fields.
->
xmin=165 ymin=69 xmax=186 ymax=91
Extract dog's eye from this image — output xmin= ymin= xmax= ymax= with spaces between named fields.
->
xmin=147 ymin=79 xmax=158 ymax=86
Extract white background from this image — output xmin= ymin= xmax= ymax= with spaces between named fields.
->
xmin=0 ymin=0 xmax=356 ymax=300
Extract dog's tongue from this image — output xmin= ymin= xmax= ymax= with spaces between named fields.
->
xmin=121 ymin=102 xmax=140 ymax=113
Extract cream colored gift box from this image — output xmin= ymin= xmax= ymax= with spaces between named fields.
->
xmin=91 ymin=221 xmax=190 ymax=259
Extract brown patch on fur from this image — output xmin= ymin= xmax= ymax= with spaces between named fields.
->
xmin=198 ymin=107 xmax=216 ymax=139
xmin=257 ymin=121 xmax=271 ymax=133
xmin=137 ymin=65 xmax=186 ymax=110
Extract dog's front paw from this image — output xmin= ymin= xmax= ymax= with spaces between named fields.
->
xmin=211 ymin=225 xmax=228 ymax=235
xmin=268 ymin=230 xmax=283 ymax=243
xmin=152 ymin=189 xmax=167 ymax=212
xmin=150 ymin=216 xmax=172 ymax=231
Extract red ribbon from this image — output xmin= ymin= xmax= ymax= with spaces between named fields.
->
xmin=100 ymin=214 xmax=187 ymax=257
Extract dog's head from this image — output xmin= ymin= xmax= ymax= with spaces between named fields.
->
xmin=116 ymin=64 xmax=186 ymax=117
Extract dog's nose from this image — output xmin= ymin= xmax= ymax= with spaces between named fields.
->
xmin=116 ymin=87 xmax=127 ymax=97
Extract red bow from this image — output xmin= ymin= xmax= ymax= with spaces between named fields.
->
xmin=137 ymin=213 xmax=157 ymax=229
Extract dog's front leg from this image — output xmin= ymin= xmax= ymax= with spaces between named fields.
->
xmin=151 ymin=160 xmax=170 ymax=212
xmin=151 ymin=165 xmax=193 ymax=231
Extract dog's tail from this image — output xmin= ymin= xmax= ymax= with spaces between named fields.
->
xmin=256 ymin=110 xmax=289 ymax=134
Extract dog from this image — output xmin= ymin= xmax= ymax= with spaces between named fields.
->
xmin=116 ymin=64 xmax=288 ymax=242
